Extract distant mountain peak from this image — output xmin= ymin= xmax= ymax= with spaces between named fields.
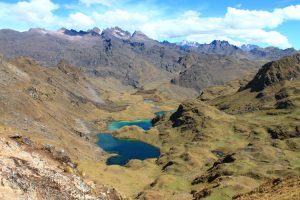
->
xmin=57 ymin=28 xmax=100 ymax=37
xmin=132 ymin=30 xmax=146 ymax=35
xmin=88 ymin=27 xmax=101 ymax=35
xmin=179 ymin=40 xmax=200 ymax=47
xmin=131 ymin=31 xmax=150 ymax=41
xmin=209 ymin=40 xmax=238 ymax=49
xmin=210 ymin=40 xmax=230 ymax=45
xmin=58 ymin=27 xmax=67 ymax=32
xmin=28 ymin=28 xmax=47 ymax=32
xmin=240 ymin=44 xmax=259 ymax=51
xmin=102 ymin=26 xmax=131 ymax=40
xmin=28 ymin=28 xmax=49 ymax=34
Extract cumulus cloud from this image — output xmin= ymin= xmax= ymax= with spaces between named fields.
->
xmin=137 ymin=6 xmax=300 ymax=48
xmin=63 ymin=12 xmax=95 ymax=29
xmin=0 ymin=0 xmax=299 ymax=48
xmin=79 ymin=0 xmax=116 ymax=6
xmin=93 ymin=9 xmax=149 ymax=29
xmin=3 ymin=0 xmax=58 ymax=25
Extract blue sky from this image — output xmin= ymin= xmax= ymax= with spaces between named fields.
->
xmin=0 ymin=0 xmax=299 ymax=49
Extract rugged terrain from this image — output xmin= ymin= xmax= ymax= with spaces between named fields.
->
xmin=113 ymin=54 xmax=300 ymax=199
xmin=170 ymin=53 xmax=262 ymax=91
xmin=233 ymin=176 xmax=300 ymax=200
xmin=0 ymin=54 xmax=179 ymax=199
xmin=0 ymin=133 xmax=122 ymax=200
xmin=0 ymin=27 xmax=299 ymax=200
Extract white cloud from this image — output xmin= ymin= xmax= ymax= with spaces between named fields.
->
xmin=224 ymin=7 xmax=283 ymax=29
xmin=64 ymin=5 xmax=300 ymax=48
xmin=137 ymin=6 xmax=300 ymax=48
xmin=274 ymin=5 xmax=300 ymax=20
xmin=0 ymin=0 xmax=299 ymax=48
xmin=10 ymin=0 xmax=58 ymax=24
xmin=93 ymin=9 xmax=149 ymax=31
xmin=64 ymin=12 xmax=94 ymax=29
xmin=79 ymin=0 xmax=116 ymax=6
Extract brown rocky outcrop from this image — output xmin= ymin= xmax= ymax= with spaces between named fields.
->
xmin=0 ymin=136 xmax=122 ymax=200
xmin=242 ymin=54 xmax=300 ymax=92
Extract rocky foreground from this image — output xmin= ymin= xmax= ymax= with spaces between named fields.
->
xmin=0 ymin=134 xmax=122 ymax=200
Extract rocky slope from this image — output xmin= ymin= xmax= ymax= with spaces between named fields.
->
xmin=250 ymin=47 xmax=298 ymax=60
xmin=0 ymin=28 xmax=178 ymax=88
xmin=233 ymin=176 xmax=300 ymax=200
xmin=174 ymin=41 xmax=298 ymax=90
xmin=242 ymin=53 xmax=300 ymax=92
xmin=170 ymin=53 xmax=262 ymax=91
xmin=210 ymin=54 xmax=300 ymax=114
xmin=0 ymin=134 xmax=122 ymax=200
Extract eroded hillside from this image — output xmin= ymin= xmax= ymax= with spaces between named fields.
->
xmin=0 ymin=133 xmax=122 ymax=200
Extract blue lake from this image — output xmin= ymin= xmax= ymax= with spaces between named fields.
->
xmin=108 ymin=119 xmax=152 ymax=131
xmin=97 ymin=134 xmax=160 ymax=166
xmin=97 ymin=110 xmax=176 ymax=165
xmin=97 ymin=118 xmax=162 ymax=166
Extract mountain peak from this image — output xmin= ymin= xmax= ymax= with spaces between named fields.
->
xmin=131 ymin=31 xmax=150 ymax=41
xmin=242 ymin=53 xmax=300 ymax=92
xmin=240 ymin=44 xmax=259 ymax=51
xmin=58 ymin=27 xmax=67 ymax=32
xmin=57 ymin=28 xmax=100 ymax=37
xmin=28 ymin=28 xmax=46 ymax=32
xmin=210 ymin=40 xmax=233 ymax=47
xmin=102 ymin=27 xmax=131 ymax=40
xmin=88 ymin=27 xmax=101 ymax=35
xmin=179 ymin=40 xmax=200 ymax=47
xmin=28 ymin=28 xmax=49 ymax=34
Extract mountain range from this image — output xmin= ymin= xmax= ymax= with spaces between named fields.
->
xmin=0 ymin=27 xmax=298 ymax=92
